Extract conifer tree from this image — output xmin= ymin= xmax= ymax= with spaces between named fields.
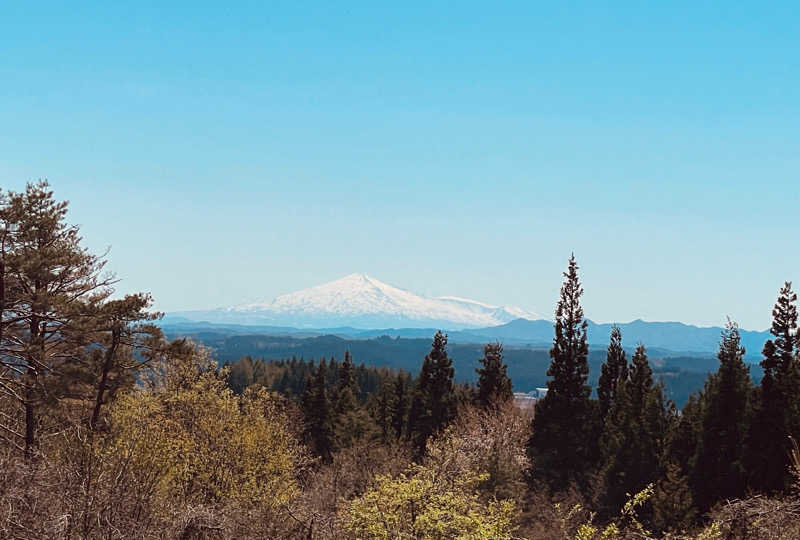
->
xmin=693 ymin=321 xmax=753 ymax=511
xmin=375 ymin=380 xmax=392 ymax=443
xmin=328 ymin=356 xmax=340 ymax=388
xmin=409 ymin=331 xmax=455 ymax=456
xmin=597 ymin=326 xmax=627 ymax=423
xmin=80 ymin=294 xmax=162 ymax=431
xmin=332 ymin=351 xmax=374 ymax=448
xmin=529 ymin=255 xmax=593 ymax=491
xmin=302 ymin=360 xmax=334 ymax=462
xmin=391 ymin=372 xmax=410 ymax=439
xmin=599 ymin=345 xmax=671 ymax=514
xmin=651 ymin=462 xmax=697 ymax=534
xmin=665 ymin=392 xmax=703 ymax=482
xmin=427 ymin=331 xmax=455 ymax=429
xmin=334 ymin=350 xmax=358 ymax=414
xmin=228 ymin=356 xmax=255 ymax=393
xmin=0 ymin=182 xmax=131 ymax=458
xmin=748 ymin=282 xmax=799 ymax=493
xmin=475 ymin=342 xmax=513 ymax=408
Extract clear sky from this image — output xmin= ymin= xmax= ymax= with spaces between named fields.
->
xmin=2 ymin=2 xmax=798 ymax=330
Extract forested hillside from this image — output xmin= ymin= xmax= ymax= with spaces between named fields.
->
xmin=2 ymin=183 xmax=800 ymax=539
xmin=164 ymin=330 xmax=726 ymax=408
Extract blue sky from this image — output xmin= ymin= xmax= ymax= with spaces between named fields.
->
xmin=2 ymin=2 xmax=798 ymax=330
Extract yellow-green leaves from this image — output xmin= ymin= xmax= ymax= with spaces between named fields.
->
xmin=108 ymin=346 xmax=303 ymax=510
xmin=343 ymin=463 xmax=516 ymax=539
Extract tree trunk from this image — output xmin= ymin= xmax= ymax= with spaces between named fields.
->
xmin=24 ymin=392 xmax=35 ymax=460
xmin=90 ymin=328 xmax=120 ymax=430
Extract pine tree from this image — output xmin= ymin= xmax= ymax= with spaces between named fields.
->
xmin=409 ymin=331 xmax=455 ymax=456
xmin=0 ymin=182 xmax=147 ymax=458
xmin=529 ymin=255 xmax=593 ymax=491
xmin=475 ymin=342 xmax=513 ymax=408
xmin=597 ymin=326 xmax=627 ymax=423
xmin=82 ymin=294 xmax=162 ymax=431
xmin=693 ymin=321 xmax=753 ymax=511
xmin=302 ymin=360 xmax=334 ymax=462
xmin=748 ymin=282 xmax=799 ymax=493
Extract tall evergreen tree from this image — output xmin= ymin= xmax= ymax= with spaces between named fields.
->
xmin=693 ymin=321 xmax=753 ymax=511
xmin=599 ymin=345 xmax=671 ymax=514
xmin=597 ymin=326 xmax=627 ymax=424
xmin=529 ymin=255 xmax=593 ymax=491
xmin=475 ymin=342 xmax=513 ymax=408
xmin=409 ymin=331 xmax=455 ymax=456
xmin=334 ymin=350 xmax=358 ymax=414
xmin=332 ymin=351 xmax=373 ymax=447
xmin=391 ymin=372 xmax=410 ymax=439
xmin=748 ymin=282 xmax=799 ymax=493
xmin=375 ymin=380 xmax=392 ymax=443
xmin=302 ymin=360 xmax=334 ymax=462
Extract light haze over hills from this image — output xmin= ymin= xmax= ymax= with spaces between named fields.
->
xmin=168 ymin=274 xmax=772 ymax=356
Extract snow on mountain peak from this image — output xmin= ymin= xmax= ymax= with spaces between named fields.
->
xmin=226 ymin=274 xmax=544 ymax=329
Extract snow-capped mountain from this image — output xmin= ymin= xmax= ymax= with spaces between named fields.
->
xmin=172 ymin=273 xmax=545 ymax=329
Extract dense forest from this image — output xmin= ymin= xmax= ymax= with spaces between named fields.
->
xmin=2 ymin=182 xmax=800 ymax=539
xmin=213 ymin=337 xmax=715 ymax=408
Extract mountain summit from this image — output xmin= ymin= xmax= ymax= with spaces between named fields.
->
xmin=173 ymin=273 xmax=544 ymax=329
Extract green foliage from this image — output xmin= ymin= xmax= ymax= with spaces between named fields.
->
xmin=693 ymin=321 xmax=753 ymax=511
xmin=554 ymin=484 xmax=655 ymax=540
xmin=476 ymin=342 xmax=513 ymax=408
xmin=599 ymin=345 xmax=673 ymax=516
xmin=343 ymin=463 xmax=516 ymax=539
xmin=597 ymin=326 xmax=627 ymax=424
xmin=409 ymin=331 xmax=456 ymax=456
xmin=666 ymin=391 xmax=703 ymax=479
xmin=302 ymin=359 xmax=335 ymax=462
xmin=0 ymin=182 xmax=159 ymax=459
xmin=334 ymin=351 xmax=358 ymax=414
xmin=556 ymin=484 xmax=723 ymax=540
xmin=227 ymin=354 xmax=388 ymax=402
xmin=391 ymin=371 xmax=411 ymax=439
xmin=9 ymin=181 xmax=800 ymax=538
xmin=530 ymin=254 xmax=595 ymax=491
xmin=109 ymin=342 xmax=304 ymax=508
xmin=748 ymin=282 xmax=800 ymax=494
xmin=332 ymin=351 xmax=376 ymax=447
xmin=651 ymin=462 xmax=697 ymax=534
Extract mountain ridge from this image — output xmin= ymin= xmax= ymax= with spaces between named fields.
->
xmin=172 ymin=273 xmax=545 ymax=329
xmin=160 ymin=316 xmax=772 ymax=357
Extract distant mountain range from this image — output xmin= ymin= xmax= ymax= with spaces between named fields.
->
xmin=167 ymin=273 xmax=772 ymax=356
xmin=161 ymin=317 xmax=772 ymax=358
xmin=170 ymin=273 xmax=544 ymax=329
